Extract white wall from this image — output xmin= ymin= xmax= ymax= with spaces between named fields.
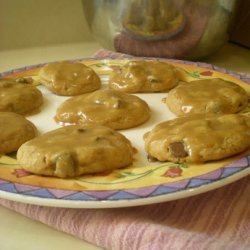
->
xmin=0 ymin=0 xmax=94 ymax=51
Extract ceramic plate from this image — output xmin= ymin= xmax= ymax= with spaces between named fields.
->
xmin=0 ymin=59 xmax=249 ymax=208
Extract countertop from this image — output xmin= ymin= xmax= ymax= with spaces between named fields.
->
xmin=0 ymin=42 xmax=249 ymax=250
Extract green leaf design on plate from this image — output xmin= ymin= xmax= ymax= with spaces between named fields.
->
xmin=0 ymin=154 xmax=18 ymax=166
xmin=91 ymin=62 xmax=108 ymax=68
xmin=76 ymin=162 xmax=189 ymax=185
xmin=239 ymin=103 xmax=250 ymax=116
xmin=189 ymin=70 xmax=200 ymax=78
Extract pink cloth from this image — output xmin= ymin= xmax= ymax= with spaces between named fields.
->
xmin=0 ymin=176 xmax=249 ymax=249
xmin=0 ymin=50 xmax=249 ymax=250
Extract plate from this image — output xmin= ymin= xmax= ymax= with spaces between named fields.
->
xmin=0 ymin=59 xmax=249 ymax=208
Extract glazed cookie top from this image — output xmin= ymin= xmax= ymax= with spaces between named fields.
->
xmin=0 ymin=112 xmax=37 ymax=154
xmin=17 ymin=125 xmax=135 ymax=178
xmin=0 ymin=78 xmax=43 ymax=115
xmin=165 ymin=78 xmax=248 ymax=116
xmin=39 ymin=61 xmax=101 ymax=96
xmin=55 ymin=89 xmax=150 ymax=130
xmin=109 ymin=60 xmax=179 ymax=93
xmin=144 ymin=114 xmax=250 ymax=163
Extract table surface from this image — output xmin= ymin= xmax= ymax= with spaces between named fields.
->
xmin=0 ymin=42 xmax=249 ymax=250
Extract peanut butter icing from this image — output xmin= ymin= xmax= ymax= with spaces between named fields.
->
xmin=144 ymin=114 xmax=250 ymax=163
xmin=0 ymin=78 xmax=43 ymax=115
xmin=0 ymin=112 xmax=37 ymax=154
xmin=39 ymin=61 xmax=101 ymax=96
xmin=17 ymin=125 xmax=135 ymax=178
xmin=165 ymin=78 xmax=248 ymax=116
xmin=109 ymin=60 xmax=179 ymax=93
xmin=55 ymin=89 xmax=150 ymax=130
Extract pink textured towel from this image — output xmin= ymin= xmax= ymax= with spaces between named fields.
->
xmin=0 ymin=175 xmax=249 ymax=249
xmin=0 ymin=50 xmax=249 ymax=250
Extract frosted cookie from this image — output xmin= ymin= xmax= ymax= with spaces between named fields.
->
xmin=109 ymin=60 xmax=179 ymax=93
xmin=39 ymin=61 xmax=101 ymax=96
xmin=165 ymin=78 xmax=248 ymax=116
xmin=55 ymin=89 xmax=150 ymax=130
xmin=17 ymin=125 xmax=135 ymax=178
xmin=144 ymin=114 xmax=250 ymax=163
xmin=0 ymin=112 xmax=37 ymax=154
xmin=0 ymin=78 xmax=43 ymax=115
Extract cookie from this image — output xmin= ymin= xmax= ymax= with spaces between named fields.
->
xmin=0 ymin=112 xmax=37 ymax=154
xmin=38 ymin=61 xmax=101 ymax=96
xmin=0 ymin=78 xmax=43 ymax=115
xmin=165 ymin=78 xmax=248 ymax=116
xmin=144 ymin=114 xmax=250 ymax=163
xmin=109 ymin=60 xmax=179 ymax=93
xmin=17 ymin=125 xmax=135 ymax=178
xmin=55 ymin=89 xmax=150 ymax=130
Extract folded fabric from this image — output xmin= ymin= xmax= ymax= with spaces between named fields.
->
xmin=0 ymin=175 xmax=249 ymax=250
xmin=0 ymin=50 xmax=249 ymax=250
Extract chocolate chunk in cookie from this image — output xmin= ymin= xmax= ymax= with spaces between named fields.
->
xmin=168 ymin=141 xmax=188 ymax=158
